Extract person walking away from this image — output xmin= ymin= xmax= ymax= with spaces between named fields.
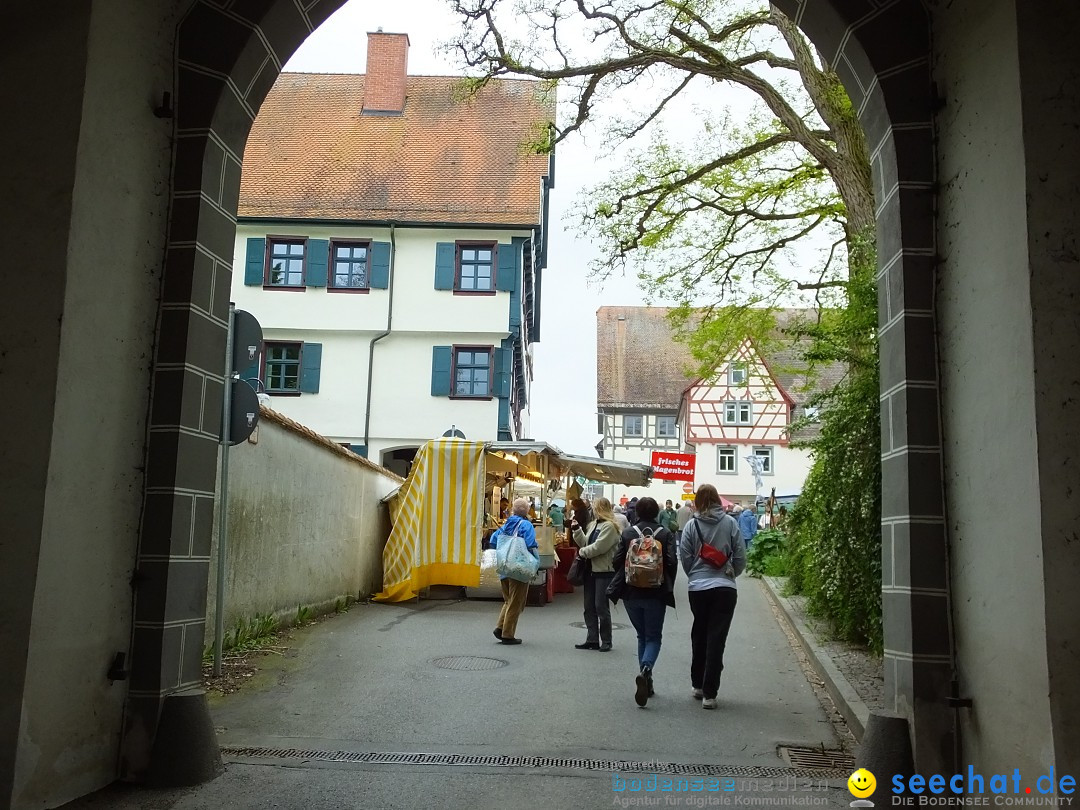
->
xmin=675 ymin=499 xmax=695 ymax=545
xmin=607 ymin=497 xmax=678 ymax=707
xmin=737 ymin=503 xmax=758 ymax=550
xmin=492 ymin=498 xmax=539 ymax=645
xmin=658 ymin=500 xmax=679 ymax=533
xmin=569 ymin=496 xmax=621 ymax=651
xmin=611 ymin=506 xmax=630 ymax=532
xmin=625 ymin=497 xmax=639 ymax=526
xmin=678 ymin=484 xmax=745 ymax=709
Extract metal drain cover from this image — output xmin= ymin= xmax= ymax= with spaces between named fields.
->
xmin=220 ymin=746 xmax=851 ymax=778
xmin=433 ymin=656 xmax=508 ymax=671
xmin=778 ymin=746 xmax=854 ymax=771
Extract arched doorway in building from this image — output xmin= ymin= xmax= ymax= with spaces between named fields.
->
xmin=381 ymin=446 xmax=420 ymax=479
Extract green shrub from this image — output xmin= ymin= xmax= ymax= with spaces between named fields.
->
xmin=745 ymin=528 xmax=788 ymax=577
xmin=784 ymin=235 xmax=883 ymax=653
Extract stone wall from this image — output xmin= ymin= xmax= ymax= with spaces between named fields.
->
xmin=205 ymin=406 xmax=401 ymax=638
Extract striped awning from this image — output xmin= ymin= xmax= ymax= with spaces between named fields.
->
xmin=373 ymin=439 xmax=486 ymax=602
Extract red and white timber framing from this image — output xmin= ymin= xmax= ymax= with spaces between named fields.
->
xmin=681 ymin=340 xmax=795 ymax=446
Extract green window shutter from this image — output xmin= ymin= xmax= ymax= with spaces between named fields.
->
xmin=370 ymin=241 xmax=391 ymax=289
xmin=305 ymin=239 xmax=328 ymax=287
xmin=493 ymin=347 xmax=511 ymax=398
xmin=299 ymin=343 xmax=322 ymax=393
xmin=244 ymin=238 xmax=265 ymax=285
xmin=495 ymin=242 xmax=518 ymax=292
xmin=498 ymin=396 xmax=511 ymax=438
xmin=434 ymin=243 xmax=456 ymax=290
xmin=431 ymin=346 xmax=452 ymax=396
xmin=349 ymin=444 xmax=368 ymax=458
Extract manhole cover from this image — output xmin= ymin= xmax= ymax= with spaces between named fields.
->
xmin=569 ymin=622 xmax=628 ymax=631
xmin=778 ymin=746 xmax=854 ymax=772
xmin=433 ymin=656 xmax=508 ymax=671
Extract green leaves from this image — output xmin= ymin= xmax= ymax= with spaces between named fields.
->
xmin=784 ymin=235 xmax=882 ymax=653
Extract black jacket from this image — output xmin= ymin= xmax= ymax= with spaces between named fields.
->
xmin=606 ymin=520 xmax=678 ymax=608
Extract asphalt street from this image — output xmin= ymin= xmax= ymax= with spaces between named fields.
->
xmin=66 ymin=577 xmax=855 ymax=809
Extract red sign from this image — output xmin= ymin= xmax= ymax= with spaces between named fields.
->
xmin=682 ymin=482 xmax=694 ymax=493
xmin=651 ymin=451 xmax=696 ymax=482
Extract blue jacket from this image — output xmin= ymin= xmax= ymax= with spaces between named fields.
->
xmin=738 ymin=509 xmax=758 ymax=541
xmin=492 ymin=515 xmax=538 ymax=580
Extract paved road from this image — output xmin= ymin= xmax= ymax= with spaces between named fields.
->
xmin=67 ymin=578 xmax=855 ymax=809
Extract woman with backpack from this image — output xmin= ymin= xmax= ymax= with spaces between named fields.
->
xmin=569 ymin=496 xmax=621 ymax=652
xmin=678 ymin=484 xmax=746 ymax=710
xmin=607 ymin=497 xmax=678 ymax=707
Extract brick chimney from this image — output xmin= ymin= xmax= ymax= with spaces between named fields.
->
xmin=363 ymin=30 xmax=409 ymax=116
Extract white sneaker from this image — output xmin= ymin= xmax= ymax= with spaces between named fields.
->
xmin=702 ymin=698 xmax=718 ymax=710
xmin=692 ymin=688 xmax=704 ymax=700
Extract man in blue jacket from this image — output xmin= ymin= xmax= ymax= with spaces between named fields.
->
xmin=492 ymin=498 xmax=538 ymax=645
xmin=737 ymin=504 xmax=758 ymax=550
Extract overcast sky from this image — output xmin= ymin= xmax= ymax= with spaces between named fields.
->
xmin=282 ymin=0 xmax=752 ymax=455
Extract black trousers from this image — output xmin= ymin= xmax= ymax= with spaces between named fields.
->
xmin=688 ymin=587 xmax=738 ymax=699
xmin=583 ymin=571 xmax=614 ymax=645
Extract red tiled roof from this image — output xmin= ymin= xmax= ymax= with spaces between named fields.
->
xmin=238 ymin=73 xmax=554 ymax=224
xmin=596 ymin=306 xmax=847 ymax=438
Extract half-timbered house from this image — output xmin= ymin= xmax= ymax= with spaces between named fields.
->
xmin=596 ymin=306 xmax=843 ymax=507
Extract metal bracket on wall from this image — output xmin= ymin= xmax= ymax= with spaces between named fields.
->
xmin=153 ymin=91 xmax=174 ymax=119
xmin=107 ymin=652 xmax=129 ymax=682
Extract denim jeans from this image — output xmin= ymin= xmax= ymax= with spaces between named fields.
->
xmin=583 ymin=571 xmax=614 ymax=645
xmin=623 ymin=597 xmax=668 ymax=670
xmin=688 ymin=587 xmax=739 ymax=699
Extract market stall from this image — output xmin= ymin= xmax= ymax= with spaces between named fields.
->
xmin=373 ymin=438 xmax=651 ymax=603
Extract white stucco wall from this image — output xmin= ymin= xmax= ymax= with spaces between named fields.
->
xmin=11 ymin=2 xmax=179 ymax=808
xmin=368 ymin=332 xmax=504 ymax=445
xmin=934 ymin=0 xmax=1053 ymax=777
xmin=605 ymin=441 xmax=811 ymax=507
xmin=231 ymin=224 xmax=526 ymax=452
xmin=204 ymin=410 xmax=401 ymax=637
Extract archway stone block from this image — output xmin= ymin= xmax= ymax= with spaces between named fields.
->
xmin=162 ymin=246 xmax=216 ymax=311
xmin=155 ymin=307 xmax=228 ymax=373
xmin=851 ymin=3 xmax=930 ymax=74
xmin=181 ymin=2 xmax=256 ymax=77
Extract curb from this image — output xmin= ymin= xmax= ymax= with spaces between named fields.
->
xmin=759 ymin=576 xmax=871 ymax=741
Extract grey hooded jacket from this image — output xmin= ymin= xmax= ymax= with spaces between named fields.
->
xmin=678 ymin=506 xmax=746 ymax=591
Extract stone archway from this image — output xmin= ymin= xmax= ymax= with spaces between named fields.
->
xmin=771 ymin=0 xmax=953 ymax=773
xmin=126 ymin=0 xmax=953 ymax=778
xmin=121 ymin=0 xmax=352 ymax=776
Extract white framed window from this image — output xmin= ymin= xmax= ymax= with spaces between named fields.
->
xmin=728 ymin=362 xmax=748 ymax=385
xmin=717 ymin=447 xmax=737 ymax=474
xmin=753 ymin=446 xmax=774 ymax=475
xmin=623 ymin=414 xmax=644 ymax=437
xmin=803 ymin=405 xmax=820 ymax=420
xmin=723 ymin=400 xmax=752 ymax=425
xmin=656 ymin=415 xmax=677 ymax=438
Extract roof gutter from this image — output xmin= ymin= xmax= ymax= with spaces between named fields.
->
xmin=363 ymin=222 xmax=396 ymax=455
xmin=238 ymin=216 xmax=539 ymax=231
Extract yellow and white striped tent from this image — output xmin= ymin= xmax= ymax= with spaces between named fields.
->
xmin=374 ymin=439 xmax=487 ymax=602
xmin=373 ymin=438 xmax=653 ymax=603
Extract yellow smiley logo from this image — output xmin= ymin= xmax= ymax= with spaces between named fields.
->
xmin=848 ymin=768 xmax=876 ymax=798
